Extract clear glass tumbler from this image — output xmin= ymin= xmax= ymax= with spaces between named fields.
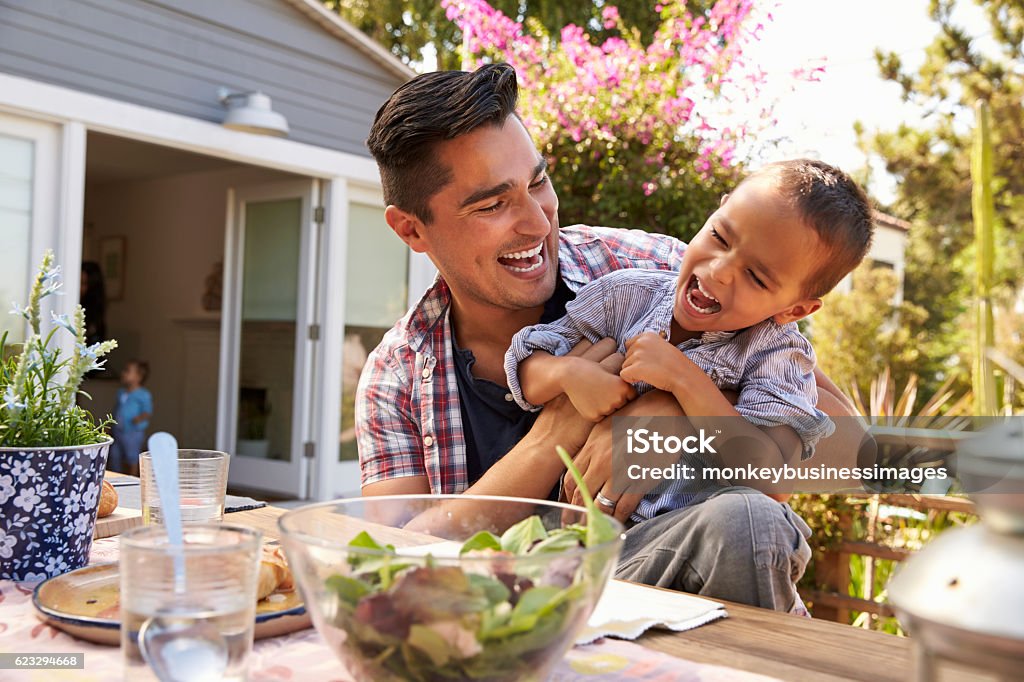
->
xmin=140 ymin=449 xmax=229 ymax=525
xmin=120 ymin=523 xmax=261 ymax=682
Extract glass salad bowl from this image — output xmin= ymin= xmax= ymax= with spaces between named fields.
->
xmin=279 ymin=494 xmax=624 ymax=681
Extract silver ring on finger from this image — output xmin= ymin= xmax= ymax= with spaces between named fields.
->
xmin=595 ymin=491 xmax=617 ymax=513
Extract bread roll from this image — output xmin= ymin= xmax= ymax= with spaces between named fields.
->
xmin=97 ymin=480 xmax=118 ymax=518
xmin=256 ymin=546 xmax=294 ymax=600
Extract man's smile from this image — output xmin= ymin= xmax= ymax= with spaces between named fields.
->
xmin=498 ymin=241 xmax=545 ymax=274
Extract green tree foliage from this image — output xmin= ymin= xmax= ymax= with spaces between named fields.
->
xmin=810 ymin=265 xmax=940 ymax=401
xmin=859 ymin=0 xmax=1024 ymax=399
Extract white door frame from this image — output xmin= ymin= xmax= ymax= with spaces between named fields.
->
xmin=313 ymin=178 xmax=350 ymax=500
xmin=219 ymin=181 xmax=320 ymax=497
xmin=0 ymin=112 xmax=72 ymax=341
xmin=312 ymin=185 xmax=437 ymax=500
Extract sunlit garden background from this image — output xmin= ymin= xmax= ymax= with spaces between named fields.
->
xmin=324 ymin=0 xmax=1023 ymax=631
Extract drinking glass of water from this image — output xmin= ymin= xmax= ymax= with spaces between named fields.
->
xmin=120 ymin=524 xmax=261 ymax=682
xmin=140 ymin=450 xmax=229 ymax=525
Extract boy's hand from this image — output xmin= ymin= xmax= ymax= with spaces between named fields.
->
xmin=620 ymin=332 xmax=687 ymax=393
xmin=563 ymin=360 xmax=637 ymax=422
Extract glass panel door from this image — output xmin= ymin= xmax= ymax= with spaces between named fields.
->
xmin=222 ymin=181 xmax=317 ymax=498
xmin=237 ymin=198 xmax=301 ymax=462
xmin=338 ymin=202 xmax=410 ymax=467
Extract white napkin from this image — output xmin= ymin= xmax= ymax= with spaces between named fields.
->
xmin=395 ymin=541 xmax=463 ymax=557
xmin=576 ymin=579 xmax=727 ymax=644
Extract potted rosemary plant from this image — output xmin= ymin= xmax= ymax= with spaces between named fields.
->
xmin=1 ymin=251 xmax=117 ymax=581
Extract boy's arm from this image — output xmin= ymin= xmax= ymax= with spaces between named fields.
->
xmin=134 ymin=390 xmax=153 ymax=425
xmin=373 ymin=340 xmax=623 ymax=531
xmin=518 ymin=351 xmax=572 ymax=406
xmin=505 ymin=276 xmax=616 ymax=410
xmin=520 ymin=352 xmax=636 ymax=422
xmin=567 ymin=371 xmax=867 ymax=521
xmin=620 ymin=332 xmax=798 ymax=474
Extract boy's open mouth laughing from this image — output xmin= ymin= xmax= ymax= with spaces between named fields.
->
xmin=498 ymin=242 xmax=545 ymax=275
xmin=683 ymin=274 xmax=722 ymax=315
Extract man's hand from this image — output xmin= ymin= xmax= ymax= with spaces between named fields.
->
xmin=563 ymin=390 xmax=684 ymax=523
xmin=563 ymin=360 xmax=637 ymax=422
xmin=620 ymin=332 xmax=688 ymax=393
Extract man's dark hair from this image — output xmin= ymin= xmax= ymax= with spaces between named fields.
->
xmin=366 ymin=63 xmax=520 ymax=224
xmin=750 ymin=159 xmax=874 ymax=298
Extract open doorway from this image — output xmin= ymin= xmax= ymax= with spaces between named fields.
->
xmin=80 ymin=132 xmax=306 ymax=495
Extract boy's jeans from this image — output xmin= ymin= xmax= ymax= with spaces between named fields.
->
xmin=614 ymin=486 xmax=812 ymax=613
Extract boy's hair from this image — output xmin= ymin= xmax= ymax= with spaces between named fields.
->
xmin=126 ymin=359 xmax=149 ymax=384
xmin=366 ymin=63 xmax=520 ymax=224
xmin=750 ymin=159 xmax=874 ymax=298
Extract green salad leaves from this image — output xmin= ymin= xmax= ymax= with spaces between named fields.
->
xmin=321 ymin=446 xmax=621 ymax=681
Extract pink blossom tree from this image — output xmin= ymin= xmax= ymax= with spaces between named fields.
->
xmin=441 ymin=0 xmax=802 ymax=239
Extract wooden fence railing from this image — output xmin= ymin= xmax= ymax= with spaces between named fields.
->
xmin=805 ymin=493 xmax=977 ymax=624
xmin=803 ymin=425 xmax=978 ymax=623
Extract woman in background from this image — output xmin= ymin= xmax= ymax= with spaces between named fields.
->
xmin=80 ymin=261 xmax=107 ymax=346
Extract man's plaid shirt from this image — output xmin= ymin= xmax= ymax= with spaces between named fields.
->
xmin=356 ymin=225 xmax=687 ymax=493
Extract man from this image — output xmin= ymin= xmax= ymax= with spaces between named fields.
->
xmin=357 ymin=63 xmax=864 ymax=612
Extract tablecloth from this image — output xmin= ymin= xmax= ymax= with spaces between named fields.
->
xmin=0 ymin=538 xmax=779 ymax=681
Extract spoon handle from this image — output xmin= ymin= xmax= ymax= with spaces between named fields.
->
xmin=147 ymin=432 xmax=186 ymax=591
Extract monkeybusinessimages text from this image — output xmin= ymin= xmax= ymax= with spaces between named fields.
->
xmin=623 ymin=428 xmax=949 ymax=486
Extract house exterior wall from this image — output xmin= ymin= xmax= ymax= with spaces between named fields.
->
xmin=867 ymin=224 xmax=908 ymax=275
xmin=834 ymin=222 xmax=909 ymax=302
xmin=0 ymin=0 xmax=404 ymax=157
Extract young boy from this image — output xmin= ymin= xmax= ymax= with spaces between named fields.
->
xmin=505 ymin=159 xmax=873 ymax=519
xmin=109 ymin=359 xmax=153 ymax=477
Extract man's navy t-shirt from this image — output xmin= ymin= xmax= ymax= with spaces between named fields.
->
xmin=452 ymin=275 xmax=575 ymax=487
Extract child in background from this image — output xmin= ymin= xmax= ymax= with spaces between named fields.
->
xmin=505 ymin=159 xmax=874 ymax=520
xmin=109 ymin=359 xmax=152 ymax=476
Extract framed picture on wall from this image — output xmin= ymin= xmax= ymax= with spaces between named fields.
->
xmin=99 ymin=236 xmax=126 ymax=301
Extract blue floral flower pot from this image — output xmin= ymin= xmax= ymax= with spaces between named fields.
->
xmin=0 ymin=439 xmax=111 ymax=582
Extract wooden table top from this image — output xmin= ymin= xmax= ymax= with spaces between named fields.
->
xmin=221 ymin=505 xmax=1002 ymax=682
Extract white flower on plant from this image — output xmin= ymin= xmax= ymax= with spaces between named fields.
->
xmin=0 ymin=527 xmax=16 ymax=559
xmin=10 ymin=459 xmax=37 ymax=483
xmin=3 ymin=250 xmax=117 ymax=448
xmin=38 ymin=264 xmax=63 ymax=297
xmin=75 ymin=342 xmax=97 ymax=360
xmin=9 ymin=301 xmax=29 ymax=320
xmin=0 ymin=473 xmax=15 ymax=504
xmin=12 ymin=485 xmax=41 ymax=512
xmin=50 ymin=311 xmax=77 ymax=336
xmin=24 ymin=353 xmax=42 ymax=371
xmin=2 ymin=385 xmax=26 ymax=412
xmin=41 ymin=263 xmax=61 ymax=283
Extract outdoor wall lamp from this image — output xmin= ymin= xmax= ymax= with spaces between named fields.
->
xmin=218 ymin=89 xmax=290 ymax=137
